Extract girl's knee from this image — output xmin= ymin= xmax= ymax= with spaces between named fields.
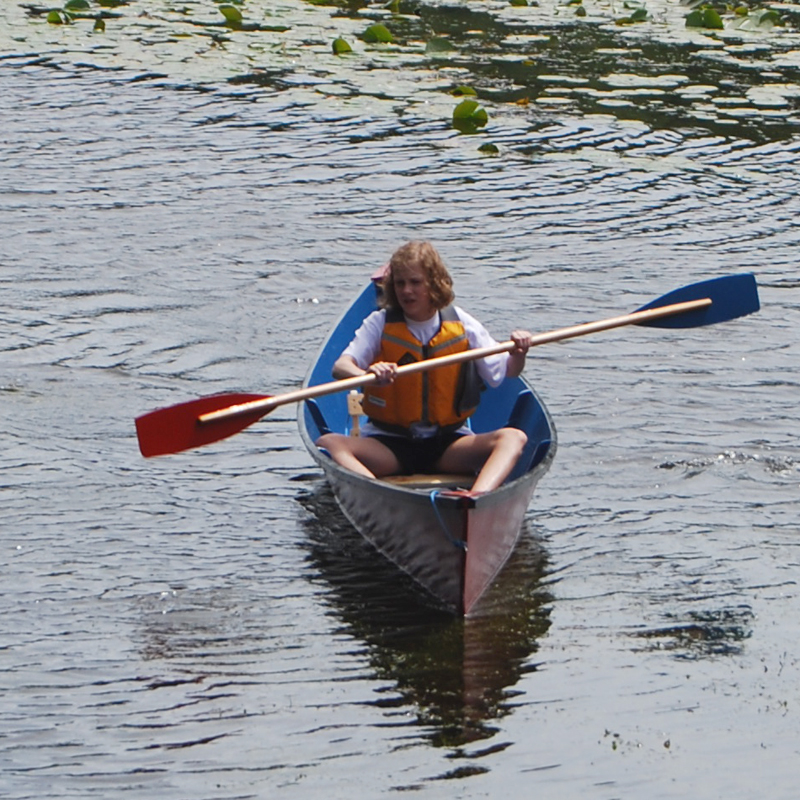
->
xmin=499 ymin=427 xmax=527 ymax=452
xmin=316 ymin=432 xmax=345 ymax=450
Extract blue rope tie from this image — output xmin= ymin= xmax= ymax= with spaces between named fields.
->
xmin=429 ymin=490 xmax=468 ymax=552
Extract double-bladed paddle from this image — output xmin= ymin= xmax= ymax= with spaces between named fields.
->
xmin=135 ymin=273 xmax=759 ymax=458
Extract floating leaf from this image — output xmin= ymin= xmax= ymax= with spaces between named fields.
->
xmin=94 ymin=17 xmax=106 ymax=32
xmin=747 ymin=8 xmax=780 ymax=28
xmin=685 ymin=9 xmax=704 ymax=25
xmin=219 ymin=4 xmax=243 ymax=24
xmin=46 ymin=9 xmax=70 ymax=24
xmin=576 ymin=5 xmax=587 ymax=15
xmin=65 ymin=0 xmax=91 ymax=9
xmin=685 ymin=6 xmax=724 ymax=28
xmin=452 ymin=85 xmax=477 ymax=97
xmin=617 ymin=4 xmax=648 ymax=23
xmin=509 ymin=0 xmax=528 ymax=6
xmin=385 ymin=0 xmax=401 ymax=11
xmin=453 ymin=98 xmax=488 ymax=133
xmin=332 ymin=37 xmax=352 ymax=55
xmin=731 ymin=7 xmax=780 ymax=30
xmin=703 ymin=7 xmax=724 ymax=28
xmin=478 ymin=143 xmax=499 ymax=154
xmin=363 ymin=23 xmax=393 ymax=43
xmin=426 ymin=37 xmax=456 ymax=54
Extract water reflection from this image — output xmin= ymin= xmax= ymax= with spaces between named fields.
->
xmin=297 ymin=483 xmax=553 ymax=748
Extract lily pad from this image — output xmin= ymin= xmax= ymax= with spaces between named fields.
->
xmin=452 ymin=85 xmax=477 ymax=97
xmin=685 ymin=7 xmax=724 ymax=29
xmin=219 ymin=4 xmax=243 ymax=25
xmin=332 ymin=37 xmax=352 ymax=55
xmin=363 ymin=24 xmax=393 ymax=44
xmin=47 ymin=10 xmax=70 ymax=24
xmin=426 ymin=37 xmax=455 ymax=54
xmin=453 ymin=98 xmax=488 ymax=133
xmin=734 ymin=8 xmax=781 ymax=30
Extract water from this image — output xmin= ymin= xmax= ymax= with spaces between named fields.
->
xmin=2 ymin=25 xmax=799 ymax=800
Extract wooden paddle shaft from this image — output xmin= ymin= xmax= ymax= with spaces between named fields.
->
xmin=198 ymin=297 xmax=711 ymax=425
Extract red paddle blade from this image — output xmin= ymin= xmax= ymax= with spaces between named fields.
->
xmin=135 ymin=393 xmax=270 ymax=457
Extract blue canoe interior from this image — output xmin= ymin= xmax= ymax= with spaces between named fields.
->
xmin=297 ymin=281 xmax=557 ymax=615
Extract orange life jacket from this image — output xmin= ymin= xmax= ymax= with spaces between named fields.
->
xmin=362 ymin=306 xmax=481 ymax=433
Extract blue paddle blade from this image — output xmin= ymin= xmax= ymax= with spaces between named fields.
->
xmin=635 ymin=273 xmax=760 ymax=328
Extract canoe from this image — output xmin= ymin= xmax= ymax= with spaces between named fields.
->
xmin=297 ymin=278 xmax=557 ymax=616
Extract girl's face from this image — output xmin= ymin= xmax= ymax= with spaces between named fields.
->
xmin=392 ymin=262 xmax=436 ymax=321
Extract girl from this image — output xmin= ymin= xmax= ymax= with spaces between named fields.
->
xmin=316 ymin=241 xmax=535 ymax=493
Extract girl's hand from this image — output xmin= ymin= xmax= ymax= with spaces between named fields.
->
xmin=366 ymin=361 xmax=397 ymax=385
xmin=510 ymin=330 xmax=534 ymax=355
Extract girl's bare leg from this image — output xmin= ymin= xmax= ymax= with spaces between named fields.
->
xmin=436 ymin=428 xmax=527 ymax=493
xmin=316 ymin=433 xmax=401 ymax=479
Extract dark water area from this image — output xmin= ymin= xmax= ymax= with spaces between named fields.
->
xmin=2 ymin=4 xmax=800 ymax=796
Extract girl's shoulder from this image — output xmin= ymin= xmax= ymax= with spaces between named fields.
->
xmin=362 ymin=308 xmax=387 ymax=328
xmin=353 ymin=308 xmax=386 ymax=342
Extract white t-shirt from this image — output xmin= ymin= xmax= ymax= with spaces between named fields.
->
xmin=343 ymin=307 xmax=510 ymax=438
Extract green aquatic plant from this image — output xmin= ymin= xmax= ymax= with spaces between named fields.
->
xmin=47 ymin=9 xmax=71 ymax=24
xmin=45 ymin=0 xmax=117 ymax=26
xmin=218 ymin=4 xmax=244 ymax=26
xmin=453 ymin=98 xmax=488 ymax=133
xmin=426 ymin=37 xmax=456 ymax=54
xmin=617 ymin=1 xmax=649 ymax=24
xmin=682 ymin=0 xmax=782 ymax=30
xmin=332 ymin=37 xmax=352 ymax=54
xmin=733 ymin=7 xmax=782 ymax=30
xmin=685 ymin=5 xmax=724 ymax=29
xmin=363 ymin=23 xmax=393 ymax=43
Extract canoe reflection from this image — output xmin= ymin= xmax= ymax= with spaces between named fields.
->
xmin=297 ymin=483 xmax=553 ymax=747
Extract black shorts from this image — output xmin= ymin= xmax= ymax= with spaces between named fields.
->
xmin=371 ymin=432 xmax=466 ymax=475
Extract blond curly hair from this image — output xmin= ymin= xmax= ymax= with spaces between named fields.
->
xmin=380 ymin=241 xmax=455 ymax=311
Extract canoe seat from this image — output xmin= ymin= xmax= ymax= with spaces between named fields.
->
xmin=382 ymin=473 xmax=475 ymax=490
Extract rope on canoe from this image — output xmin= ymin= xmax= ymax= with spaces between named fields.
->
xmin=429 ymin=490 xmax=468 ymax=552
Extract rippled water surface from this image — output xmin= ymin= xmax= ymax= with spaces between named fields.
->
xmin=2 ymin=6 xmax=800 ymax=797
